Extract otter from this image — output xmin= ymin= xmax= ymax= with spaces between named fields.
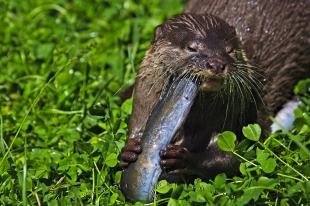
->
xmin=120 ymin=0 xmax=310 ymax=181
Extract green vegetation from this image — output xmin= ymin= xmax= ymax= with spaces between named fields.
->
xmin=0 ymin=0 xmax=309 ymax=205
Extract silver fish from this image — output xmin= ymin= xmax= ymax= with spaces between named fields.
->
xmin=120 ymin=78 xmax=198 ymax=202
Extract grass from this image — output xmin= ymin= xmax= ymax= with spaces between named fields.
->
xmin=0 ymin=0 xmax=309 ymax=205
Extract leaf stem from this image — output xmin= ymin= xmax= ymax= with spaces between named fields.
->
xmin=232 ymin=151 xmax=258 ymax=167
xmin=277 ymin=173 xmax=304 ymax=182
xmin=258 ymin=142 xmax=308 ymax=182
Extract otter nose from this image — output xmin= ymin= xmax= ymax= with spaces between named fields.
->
xmin=208 ymin=59 xmax=226 ymax=73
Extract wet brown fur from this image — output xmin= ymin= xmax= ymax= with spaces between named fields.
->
xmin=125 ymin=0 xmax=310 ymax=181
xmin=186 ymin=0 xmax=310 ymax=115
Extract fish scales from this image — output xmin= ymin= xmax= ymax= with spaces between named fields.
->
xmin=120 ymin=78 xmax=198 ymax=202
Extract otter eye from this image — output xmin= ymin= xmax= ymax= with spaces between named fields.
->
xmin=186 ymin=45 xmax=197 ymax=53
xmin=225 ymin=46 xmax=233 ymax=54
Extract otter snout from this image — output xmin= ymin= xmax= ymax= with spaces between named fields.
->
xmin=207 ymin=58 xmax=226 ymax=74
xmin=190 ymin=55 xmax=227 ymax=74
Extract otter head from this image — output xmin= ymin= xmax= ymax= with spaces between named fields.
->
xmin=149 ymin=13 xmax=254 ymax=93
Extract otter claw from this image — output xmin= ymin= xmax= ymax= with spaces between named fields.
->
xmin=160 ymin=145 xmax=189 ymax=171
xmin=160 ymin=159 xmax=186 ymax=170
xmin=119 ymin=137 xmax=142 ymax=169
xmin=160 ymin=145 xmax=189 ymax=159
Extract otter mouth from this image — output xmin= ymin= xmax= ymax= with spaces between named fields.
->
xmin=173 ymin=63 xmax=228 ymax=93
xmin=199 ymin=76 xmax=224 ymax=92
xmin=173 ymin=70 xmax=225 ymax=92
xmin=191 ymin=69 xmax=225 ymax=92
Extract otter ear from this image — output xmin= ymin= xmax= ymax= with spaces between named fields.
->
xmin=154 ymin=25 xmax=164 ymax=41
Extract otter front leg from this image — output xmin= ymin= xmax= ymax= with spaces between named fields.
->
xmin=120 ymin=49 xmax=166 ymax=169
xmin=160 ymin=145 xmax=192 ymax=175
xmin=160 ymin=137 xmax=239 ymax=180
xmin=195 ymin=142 xmax=240 ymax=179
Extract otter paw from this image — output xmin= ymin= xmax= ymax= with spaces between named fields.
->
xmin=160 ymin=145 xmax=190 ymax=173
xmin=119 ymin=137 xmax=142 ymax=169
